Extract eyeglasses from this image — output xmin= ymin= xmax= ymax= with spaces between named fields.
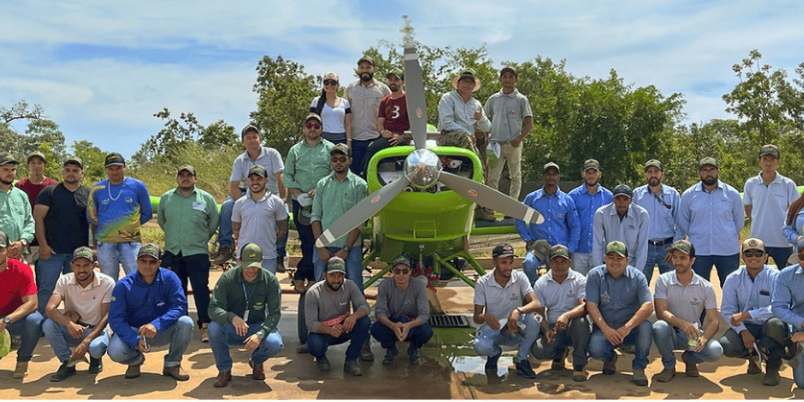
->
xmin=393 ymin=268 xmax=410 ymax=275
xmin=323 ymin=80 xmax=338 ymax=86
xmin=305 ymin=123 xmax=321 ymax=130
xmin=138 ymin=258 xmax=159 ymax=265
xmin=330 ymin=156 xmax=348 ymax=163
xmin=743 ymin=250 xmax=765 ymax=257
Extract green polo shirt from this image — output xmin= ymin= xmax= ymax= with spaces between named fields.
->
xmin=208 ymin=265 xmax=281 ymax=338
xmin=310 ymin=171 xmax=368 ymax=249
xmin=284 ymin=138 xmax=334 ymax=198
xmin=157 ymin=187 xmax=219 ymax=256
xmin=0 ymin=186 xmax=34 ymax=244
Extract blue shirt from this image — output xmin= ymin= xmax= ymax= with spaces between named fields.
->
xmin=771 ymin=264 xmax=804 ymax=329
xmin=743 ymin=171 xmax=799 ymax=248
xmin=569 ymin=184 xmax=613 ymax=254
xmin=720 ymin=265 xmax=778 ymax=334
xmin=783 ymin=209 xmax=804 ymax=246
xmin=592 ymin=203 xmax=650 ymax=272
xmin=586 ymin=265 xmax=652 ymax=329
xmin=516 ymin=187 xmax=581 ymax=252
xmin=108 ymin=268 xmax=188 ymax=349
xmin=679 ymin=180 xmax=745 ymax=256
xmin=632 ymin=184 xmax=682 ymax=241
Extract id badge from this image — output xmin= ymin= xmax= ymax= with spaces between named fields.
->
xmin=243 ymin=310 xmax=250 ymax=321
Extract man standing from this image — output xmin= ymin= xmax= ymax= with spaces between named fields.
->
xmin=305 ymin=257 xmax=372 ymax=376
xmin=0 ymin=230 xmax=43 ymax=379
xmin=531 ymin=245 xmax=590 ymax=382
xmin=87 ymin=152 xmax=152 ymax=281
xmin=207 ymin=243 xmax=283 ymax=388
xmin=437 ymin=69 xmax=491 ymax=155
xmin=0 ymin=152 xmax=34 ymax=263
xmin=345 ymin=56 xmax=391 ymax=174
xmin=770 ymin=240 xmax=804 ymax=390
xmin=633 ymin=159 xmax=682 ymax=284
xmin=370 ymin=254 xmax=432 ymax=366
xmin=484 ymin=66 xmax=533 ymax=205
xmin=652 ymin=240 xmax=723 ymax=382
xmin=15 ymin=151 xmax=58 ymax=265
xmin=158 ymin=164 xmax=219 ymax=342
xmin=586 ymin=241 xmax=653 ymax=387
xmin=592 ymin=184 xmax=649 ymax=278
xmin=472 ymin=243 xmax=542 ymax=379
xmin=214 ymin=125 xmax=286 ymax=269
xmin=720 ymin=238 xmax=787 ymax=386
xmin=107 ymin=243 xmax=194 ymax=381
xmin=516 ymin=162 xmax=580 ymax=285
xmin=679 ymin=157 xmax=744 ymax=284
xmin=743 ymin=144 xmax=799 ymax=267
xmin=284 ymin=113 xmax=334 ymax=286
xmin=568 ymin=159 xmax=612 ymax=275
xmin=33 ymin=157 xmax=90 ymax=314
xmin=43 ymin=247 xmax=114 ymax=381
xmin=360 ymin=69 xmax=409 ymax=179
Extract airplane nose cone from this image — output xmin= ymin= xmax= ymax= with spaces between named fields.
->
xmin=405 ymin=148 xmax=441 ymax=189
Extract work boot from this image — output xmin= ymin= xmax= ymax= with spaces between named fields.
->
xmin=296 ymin=343 xmax=309 ymax=354
xmin=213 ymin=371 xmax=231 ymax=388
xmin=474 ymin=206 xmax=496 ymax=222
xmin=13 ymin=362 xmax=28 ymax=379
xmin=163 ymin=365 xmax=190 ymax=381
xmin=602 ymin=354 xmax=617 ymax=375
xmin=213 ymin=246 xmax=233 ymax=265
xmin=125 ymin=364 xmax=141 ymax=379
xmin=633 ymin=368 xmax=648 ymax=386
xmin=763 ymin=360 xmax=782 ymax=386
xmin=485 ymin=352 xmax=501 ymax=371
xmin=655 ymin=367 xmax=676 ymax=382
xmin=408 ymin=345 xmax=421 ymax=365
xmin=572 ymin=368 xmax=588 ymax=382
xmin=515 ymin=359 xmax=537 ymax=379
xmin=249 ymin=359 xmax=265 ymax=381
xmin=681 ymin=351 xmax=699 ymax=377
xmin=50 ymin=361 xmax=76 ymax=382
xmin=200 ymin=323 xmax=209 ymax=343
xmin=551 ymin=348 xmax=569 ymax=370
xmin=747 ymin=358 xmax=761 ymax=374
xmin=316 ymin=356 xmax=331 ymax=371
xmin=344 ymin=360 xmax=363 ymax=376
xmin=383 ymin=347 xmax=398 ymax=365
xmin=360 ymin=339 xmax=374 ymax=362
xmin=89 ymin=356 xmax=103 ymax=374
xmin=276 ymin=261 xmax=286 ymax=273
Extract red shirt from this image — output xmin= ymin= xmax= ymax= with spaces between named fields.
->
xmin=14 ymin=177 xmax=59 ymax=207
xmin=0 ymin=258 xmax=37 ymax=316
xmin=378 ymin=94 xmax=410 ymax=134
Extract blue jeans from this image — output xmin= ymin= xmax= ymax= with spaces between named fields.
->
xmin=307 ymin=315 xmax=371 ymax=361
xmin=218 ymin=196 xmax=236 ymax=248
xmin=107 ymin=316 xmax=194 ymax=367
xmin=531 ymin=317 xmax=591 ymax=371
xmin=43 ymin=319 xmax=110 ymax=363
xmin=207 ymin=321 xmax=283 ymax=372
xmin=349 ymin=139 xmax=372 ymax=174
xmin=522 ymin=252 xmax=545 ymax=286
xmin=313 ymin=246 xmax=364 ymax=290
xmin=161 ymin=252 xmax=211 ymax=327
xmin=292 ymin=199 xmax=316 ymax=282
xmin=643 ymin=243 xmax=674 ymax=285
xmin=35 ymin=253 xmax=73 ymax=314
xmin=652 ymin=320 xmax=723 ymax=368
xmin=692 ymin=254 xmax=739 ymax=285
xmin=588 ymin=320 xmax=652 ymax=369
xmin=571 ymin=253 xmax=595 ymax=276
xmin=765 ymin=246 xmax=792 ymax=268
xmin=473 ymin=313 xmax=541 ymax=361
xmin=370 ymin=316 xmax=434 ymax=350
xmin=5 ymin=311 xmax=44 ymax=362
xmin=97 ymin=241 xmax=140 ymax=281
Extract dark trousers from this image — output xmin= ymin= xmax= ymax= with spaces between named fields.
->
xmin=721 ymin=318 xmax=790 ymax=370
xmin=307 ymin=316 xmax=371 ymax=361
xmin=292 ymin=199 xmax=316 ymax=282
xmin=692 ymin=254 xmax=739 ymax=285
xmin=765 ymin=246 xmax=793 ymax=268
xmin=370 ymin=316 xmax=433 ymax=350
xmin=360 ymin=137 xmax=403 ymax=179
xmin=350 ymin=139 xmax=372 ymax=174
xmin=161 ymin=251 xmax=211 ymax=327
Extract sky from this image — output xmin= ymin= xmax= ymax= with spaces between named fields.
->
xmin=1 ymin=0 xmax=803 ymax=158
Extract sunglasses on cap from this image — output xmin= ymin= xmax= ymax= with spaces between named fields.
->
xmin=305 ymin=123 xmax=321 ymax=130
xmin=742 ymin=250 xmax=765 ymax=257
xmin=323 ymin=80 xmax=338 ymax=86
xmin=330 ymin=156 xmax=348 ymax=163
xmin=393 ymin=268 xmax=410 ymax=275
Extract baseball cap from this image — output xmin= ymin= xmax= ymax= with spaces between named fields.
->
xmin=72 ymin=246 xmax=95 ymax=263
xmin=0 ymin=152 xmax=20 ymax=166
xmin=386 ymin=69 xmax=404 ymax=80
xmin=358 ymin=56 xmax=375 ymax=66
xmin=492 ymin=243 xmax=516 ymax=258
xmin=177 ymin=164 xmax=196 ymax=176
xmin=248 ymin=165 xmax=267 ymax=178
xmin=667 ymin=239 xmax=693 ymax=255
xmin=305 ymin=113 xmax=323 ymax=124
xmin=583 ymin=159 xmax=601 ymax=171
xmin=549 ymin=245 xmax=570 ymax=260
xmin=240 ymin=243 xmax=263 ymax=269
xmin=27 ymin=151 xmax=47 ymax=164
xmin=104 ymin=152 xmax=125 ymax=167
xmin=331 ymin=143 xmax=351 ymax=157
xmin=612 ymin=184 xmax=633 ymax=199
xmin=326 ymin=256 xmax=347 ymax=273
xmin=698 ymin=157 xmax=718 ymax=170
xmin=392 ymin=254 xmax=412 ymax=268
xmin=644 ymin=159 xmax=663 ymax=171
xmin=63 ymin=156 xmax=83 ymax=169
xmin=543 ymin=162 xmax=560 ymax=174
xmin=323 ymin=71 xmax=339 ymax=83
xmin=500 ymin=66 xmax=518 ymax=77
xmin=241 ymin=124 xmax=260 ymax=139
xmin=605 ymin=241 xmax=628 ymax=257
xmin=742 ymin=238 xmax=765 ymax=252
xmin=0 ymin=231 xmax=8 ymax=248
xmin=531 ymin=240 xmax=551 ymax=261
xmin=758 ymin=144 xmax=780 ymax=159
xmin=137 ymin=243 xmax=161 ymax=260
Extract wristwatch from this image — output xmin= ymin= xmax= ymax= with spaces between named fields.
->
xmin=257 ymin=331 xmax=265 ymax=340
xmin=3 ymin=316 xmax=10 ymax=325
xmin=342 ymin=246 xmax=350 ymax=252
xmin=515 ymin=307 xmax=525 ymax=315
xmin=19 ymin=239 xmax=28 ymax=248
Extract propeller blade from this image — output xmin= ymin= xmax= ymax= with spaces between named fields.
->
xmin=438 ymin=172 xmax=544 ymax=224
xmin=315 ymin=177 xmax=410 ymax=248
xmin=403 ymin=44 xmax=428 ymax=150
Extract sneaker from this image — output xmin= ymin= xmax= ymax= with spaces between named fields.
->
xmin=344 ymin=360 xmax=363 ymax=376
xmin=515 ymin=359 xmax=537 ymax=379
xmin=50 ymin=361 xmax=76 ymax=382
xmin=250 ymin=359 xmax=265 ymax=381
xmin=551 ymin=348 xmax=569 ymax=370
xmin=296 ymin=344 xmax=309 ymax=354
xmin=681 ymin=351 xmax=699 ymax=377
xmin=89 ymin=356 xmax=103 ymax=374
xmin=602 ymin=354 xmax=617 ymax=375
xmin=763 ymin=367 xmax=781 ymax=386
xmin=383 ymin=347 xmax=398 ymax=365
xmin=200 ymin=323 xmax=209 ymax=343
xmin=655 ymin=367 xmax=676 ymax=382
xmin=474 ymin=206 xmax=496 ymax=222
xmin=408 ymin=346 xmax=421 ymax=366
xmin=316 ymin=356 xmax=331 ymax=372
xmin=12 ymin=362 xmax=28 ymax=379
xmin=213 ymin=371 xmax=231 ymax=388
xmin=212 ymin=246 xmax=233 ymax=265
xmin=633 ymin=368 xmax=648 ymax=386
xmin=125 ymin=364 xmax=141 ymax=379
xmin=163 ymin=365 xmax=190 ymax=381
xmin=359 ymin=340 xmax=374 ymax=362
xmin=485 ymin=353 xmax=501 ymax=371
xmin=572 ymin=369 xmax=588 ymax=382
xmin=747 ymin=358 xmax=761 ymax=375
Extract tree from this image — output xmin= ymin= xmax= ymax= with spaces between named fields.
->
xmin=1 ymin=100 xmax=44 ymax=124
xmin=72 ymin=140 xmax=108 ymax=185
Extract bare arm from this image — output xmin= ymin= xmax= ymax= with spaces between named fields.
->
xmin=275 ymin=172 xmax=286 ymax=200
xmin=229 ymin=181 xmax=241 ymax=200
xmin=33 ymin=204 xmax=52 ymax=259
xmin=275 ymin=219 xmax=288 ymax=244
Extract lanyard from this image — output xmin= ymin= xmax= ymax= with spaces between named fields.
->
xmin=242 ymin=282 xmax=257 ymax=306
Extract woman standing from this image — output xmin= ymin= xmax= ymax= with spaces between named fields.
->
xmin=310 ymin=72 xmax=351 ymax=145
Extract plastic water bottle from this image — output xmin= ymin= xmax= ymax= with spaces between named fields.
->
xmin=687 ymin=322 xmax=701 ymax=351
xmin=283 ymin=255 xmax=290 ymax=270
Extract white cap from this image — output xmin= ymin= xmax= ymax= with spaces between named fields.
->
xmin=297 ymin=193 xmax=313 ymax=207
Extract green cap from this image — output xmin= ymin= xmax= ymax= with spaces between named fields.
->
xmin=0 ymin=152 xmax=20 ymax=166
xmin=177 ymin=164 xmax=196 ymax=176
xmin=758 ymin=144 xmax=780 ymax=159
xmin=549 ymin=244 xmax=570 ymax=260
xmin=386 ymin=69 xmax=404 ymax=80
xmin=72 ymin=246 xmax=95 ymax=262
xmin=137 ymin=243 xmax=161 ymax=260
xmin=248 ymin=165 xmax=267 ymax=178
xmin=63 ymin=156 xmax=83 ymax=169
xmin=605 ymin=241 xmax=628 ymax=257
xmin=331 ymin=143 xmax=351 ymax=157
xmin=667 ymin=239 xmax=692 ymax=255
xmin=543 ymin=162 xmax=560 ymax=173
xmin=644 ymin=159 xmax=663 ymax=171
xmin=326 ymin=256 xmax=347 ymax=274
xmin=27 ymin=151 xmax=47 ymax=164
xmin=241 ymin=243 xmax=263 ymax=269
xmin=392 ymin=254 xmax=412 ymax=268
xmin=698 ymin=157 xmax=718 ymax=170
xmin=583 ymin=159 xmax=601 ymax=171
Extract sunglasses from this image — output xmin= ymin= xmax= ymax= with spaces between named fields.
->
xmin=393 ymin=268 xmax=410 ymax=275
xmin=330 ymin=156 xmax=348 ymax=163
xmin=743 ymin=250 xmax=765 ymax=257
xmin=323 ymin=80 xmax=338 ymax=86
xmin=305 ymin=123 xmax=321 ymax=130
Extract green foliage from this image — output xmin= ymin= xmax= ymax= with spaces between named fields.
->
xmin=72 ymin=140 xmax=108 ymax=186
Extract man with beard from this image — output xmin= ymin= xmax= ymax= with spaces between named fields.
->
xmin=652 ymin=240 xmax=723 ymax=383
xmin=34 ymin=157 xmax=90 ymax=314
xmin=592 ymin=184 xmax=649 ymax=278
xmin=15 ymin=152 xmax=58 ymax=266
xmin=633 ymin=159 xmax=682 ymax=284
xmin=679 ymin=157 xmax=744 ymax=284
xmin=437 ymin=69 xmax=491 ymax=155
xmin=304 ymin=256 xmax=371 ymax=376
xmin=232 ymin=165 xmax=288 ymax=273
xmin=516 ymin=162 xmax=580 ymax=285
xmin=569 ymin=159 xmax=612 ymax=275
xmin=360 ymin=69 xmax=409 ymax=179
xmin=473 ymin=243 xmax=542 ymax=379
xmin=43 ymin=247 xmax=114 ymax=381
xmin=345 ymin=56 xmax=391 ymax=174
xmin=0 ymin=152 xmax=34 ymax=263
xmin=158 ymin=165 xmax=219 ymax=341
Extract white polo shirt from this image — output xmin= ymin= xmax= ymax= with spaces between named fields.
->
xmin=53 ymin=272 xmax=115 ymax=326
xmin=533 ymin=269 xmax=586 ymax=324
xmin=473 ymin=269 xmax=533 ymax=320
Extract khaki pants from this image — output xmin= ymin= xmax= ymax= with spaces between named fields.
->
xmin=487 ymin=141 xmax=523 ymax=201
xmin=24 ymin=245 xmax=39 ymax=266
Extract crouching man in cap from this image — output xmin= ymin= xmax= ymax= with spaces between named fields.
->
xmin=43 ymin=246 xmax=114 ymax=381
xmin=305 ymin=256 xmax=371 ymax=376
xmin=107 ymin=243 xmax=194 ymax=381
xmin=370 ymin=254 xmax=432 ymax=366
xmin=770 ymin=239 xmax=804 ymax=389
xmin=208 ymin=243 xmax=283 ymax=387
xmin=472 ymin=243 xmax=542 ymax=379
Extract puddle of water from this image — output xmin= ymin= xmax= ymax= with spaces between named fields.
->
xmin=422 ymin=327 xmax=517 ymax=379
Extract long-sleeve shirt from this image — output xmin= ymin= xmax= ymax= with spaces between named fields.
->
xmin=108 ymin=268 xmax=188 ymax=349
xmin=87 ymin=177 xmax=152 ymax=243
xmin=771 ymin=264 xmax=804 ymax=329
xmin=679 ymin=180 xmax=744 ymax=256
xmin=310 ymin=171 xmax=368 ymax=249
xmin=783 ymin=209 xmax=804 ymax=246
xmin=632 ymin=184 xmax=682 ymax=241
xmin=0 ymin=186 xmax=34 ymax=244
xmin=568 ymin=184 xmax=613 ymax=253
xmin=592 ymin=203 xmax=650 ymax=272
xmin=516 ymin=187 xmax=580 ymax=252
xmin=304 ymin=279 xmax=370 ymax=333
xmin=283 ymin=139 xmax=334 ymax=200
xmin=208 ymin=266 xmax=281 ymax=338
xmin=374 ymin=278 xmax=429 ymax=324
xmin=743 ymin=171 xmax=799 ymax=248
xmin=437 ymin=90 xmax=491 ymax=136
xmin=345 ymin=79 xmax=391 ymax=141
xmin=158 ymin=187 xmax=219 ymax=257
xmin=720 ymin=265 xmax=778 ymax=334
xmin=483 ymin=88 xmax=532 ymax=144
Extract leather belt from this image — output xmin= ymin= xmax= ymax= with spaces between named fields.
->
xmin=648 ymin=237 xmax=674 ymax=246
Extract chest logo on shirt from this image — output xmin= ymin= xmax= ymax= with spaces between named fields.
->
xmin=558 ymin=213 xmax=563 ymax=218
xmin=509 ymin=292 xmax=518 ymax=300
xmin=509 ymin=110 xmax=517 ymax=116
xmin=157 ymin=301 xmax=165 ymax=307
xmin=126 ymin=197 xmax=134 ymax=203
xmin=689 ymin=297 xmax=700 ymax=306
xmin=601 ymin=292 xmax=611 ymax=303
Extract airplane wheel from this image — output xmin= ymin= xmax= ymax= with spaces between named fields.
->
xmin=297 ymin=292 xmax=307 ymax=344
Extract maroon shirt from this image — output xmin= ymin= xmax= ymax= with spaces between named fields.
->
xmin=378 ymin=93 xmax=410 ymax=134
xmin=14 ymin=177 xmax=58 ymax=207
